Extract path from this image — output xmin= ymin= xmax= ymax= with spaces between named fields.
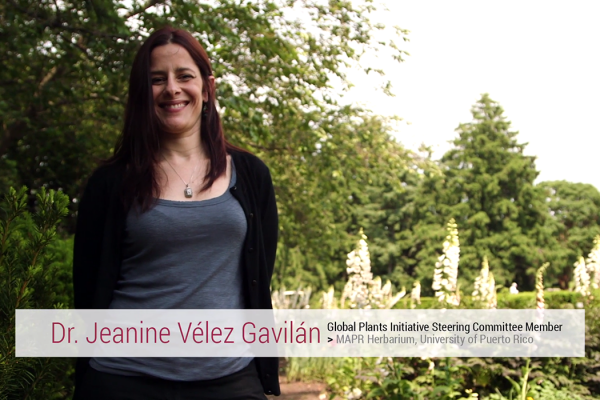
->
xmin=266 ymin=380 xmax=328 ymax=400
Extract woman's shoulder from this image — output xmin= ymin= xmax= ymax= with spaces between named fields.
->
xmin=84 ymin=161 xmax=126 ymax=191
xmin=228 ymin=149 xmax=270 ymax=175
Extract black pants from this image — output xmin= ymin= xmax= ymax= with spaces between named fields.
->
xmin=78 ymin=359 xmax=267 ymax=400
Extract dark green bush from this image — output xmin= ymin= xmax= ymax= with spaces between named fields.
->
xmin=0 ymin=187 xmax=74 ymax=400
xmin=363 ymin=290 xmax=600 ymax=399
xmin=496 ymin=290 xmax=585 ymax=309
xmin=397 ymin=290 xmax=586 ymax=310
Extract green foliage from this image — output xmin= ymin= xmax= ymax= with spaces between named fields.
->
xmin=392 ymin=291 xmax=586 ymax=311
xmin=405 ymin=357 xmax=473 ymax=400
xmin=46 ymin=236 xmax=75 ymax=308
xmin=4 ymin=0 xmax=600 ymax=398
xmin=1 ymin=0 xmax=413 ymax=293
xmin=408 ymin=94 xmax=554 ymax=294
xmin=316 ymin=290 xmax=600 ymax=399
xmin=495 ymin=290 xmax=584 ymax=310
xmin=284 ymin=357 xmax=344 ymax=383
xmin=364 ymin=358 xmax=423 ymax=400
xmin=503 ymin=358 xmax=533 ymax=400
xmin=1 ymin=0 xmax=133 ymax=232
xmin=485 ymin=365 xmax=591 ymax=400
xmin=325 ymin=356 xmax=482 ymax=400
xmin=347 ymin=138 xmax=435 ymax=287
xmin=527 ymin=380 xmax=588 ymax=400
xmin=0 ymin=187 xmax=73 ymax=399
xmin=271 ymin=112 xmax=419 ymax=292
xmin=429 ymin=358 xmax=471 ymax=399
xmin=443 ymin=94 xmax=552 ymax=291
xmin=6 ymin=0 xmax=598 ymax=299
xmin=580 ymin=291 xmax=600 ymax=395
xmin=325 ymin=357 xmax=378 ymax=399
xmin=538 ymin=181 xmax=600 ymax=288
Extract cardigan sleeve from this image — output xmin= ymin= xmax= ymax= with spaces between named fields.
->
xmin=72 ymin=169 xmax=109 ymax=309
xmin=260 ymin=164 xmax=278 ymax=283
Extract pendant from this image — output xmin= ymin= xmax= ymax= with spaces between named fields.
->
xmin=184 ymin=186 xmax=193 ymax=198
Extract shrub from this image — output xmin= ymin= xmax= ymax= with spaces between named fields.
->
xmin=0 ymin=187 xmax=73 ymax=399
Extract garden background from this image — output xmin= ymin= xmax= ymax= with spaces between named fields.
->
xmin=1 ymin=0 xmax=599 ymax=399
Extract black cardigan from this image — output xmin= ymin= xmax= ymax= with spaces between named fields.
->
xmin=72 ymin=149 xmax=280 ymax=397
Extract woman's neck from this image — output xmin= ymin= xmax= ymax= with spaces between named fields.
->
xmin=160 ymin=135 xmax=208 ymax=162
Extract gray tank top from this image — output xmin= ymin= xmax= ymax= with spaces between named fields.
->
xmin=91 ymin=159 xmax=251 ymax=380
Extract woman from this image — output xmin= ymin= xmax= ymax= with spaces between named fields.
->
xmin=73 ymin=26 xmax=280 ymax=399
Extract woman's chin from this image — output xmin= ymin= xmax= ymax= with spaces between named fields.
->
xmin=161 ymin=127 xmax=199 ymax=137
xmin=158 ymin=117 xmax=200 ymax=136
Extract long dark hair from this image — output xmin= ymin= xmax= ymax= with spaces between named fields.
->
xmin=107 ymin=26 xmax=242 ymax=212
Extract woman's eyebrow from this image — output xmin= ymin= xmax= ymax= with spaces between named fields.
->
xmin=150 ymin=67 xmax=195 ymax=74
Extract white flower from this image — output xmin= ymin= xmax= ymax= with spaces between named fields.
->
xmin=433 ymin=219 xmax=460 ymax=307
xmin=472 ymin=256 xmax=496 ymax=309
xmin=536 ymin=263 xmax=549 ymax=310
xmin=346 ymin=387 xmax=363 ymax=399
xmin=340 ymin=228 xmax=405 ymax=309
xmin=427 ymin=359 xmax=435 ymax=371
xmin=271 ymin=286 xmax=312 ymax=309
xmin=574 ymin=256 xmax=591 ymax=296
xmin=586 ymin=235 xmax=600 ymax=289
xmin=320 ymin=286 xmax=337 ymax=309
xmin=410 ymin=281 xmax=421 ymax=308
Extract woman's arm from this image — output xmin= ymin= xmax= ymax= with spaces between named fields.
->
xmin=72 ymin=169 xmax=108 ymax=309
xmin=260 ymin=165 xmax=278 ymax=282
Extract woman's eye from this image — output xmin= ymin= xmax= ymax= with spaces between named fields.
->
xmin=180 ymin=75 xmax=193 ymax=80
xmin=152 ymin=77 xmax=165 ymax=84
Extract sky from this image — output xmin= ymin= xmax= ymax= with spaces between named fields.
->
xmin=337 ymin=1 xmax=600 ymax=190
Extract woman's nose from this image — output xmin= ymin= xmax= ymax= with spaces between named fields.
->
xmin=165 ymin=76 xmax=181 ymax=95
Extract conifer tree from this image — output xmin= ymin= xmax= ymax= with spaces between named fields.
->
xmin=428 ymin=94 xmax=551 ymax=290
xmin=0 ymin=187 xmax=72 ymax=399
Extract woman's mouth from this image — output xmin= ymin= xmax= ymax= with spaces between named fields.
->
xmin=161 ymin=101 xmax=189 ymax=110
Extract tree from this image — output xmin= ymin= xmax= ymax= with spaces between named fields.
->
xmin=349 ymin=140 xmax=439 ymax=288
xmin=401 ymin=150 xmax=448 ymax=294
xmin=1 ymin=0 xmax=137 ymax=225
xmin=415 ymin=94 xmax=552 ymax=291
xmin=1 ymin=0 xmax=409 ymax=290
xmin=538 ymin=180 xmax=600 ymax=287
xmin=273 ymin=111 xmax=417 ymax=291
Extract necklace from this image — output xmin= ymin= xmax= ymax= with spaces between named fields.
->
xmin=163 ymin=156 xmax=199 ymax=198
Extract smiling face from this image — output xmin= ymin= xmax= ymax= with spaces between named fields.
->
xmin=150 ymin=43 xmax=208 ymax=136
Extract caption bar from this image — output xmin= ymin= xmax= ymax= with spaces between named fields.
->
xmin=16 ymin=309 xmax=584 ymax=357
